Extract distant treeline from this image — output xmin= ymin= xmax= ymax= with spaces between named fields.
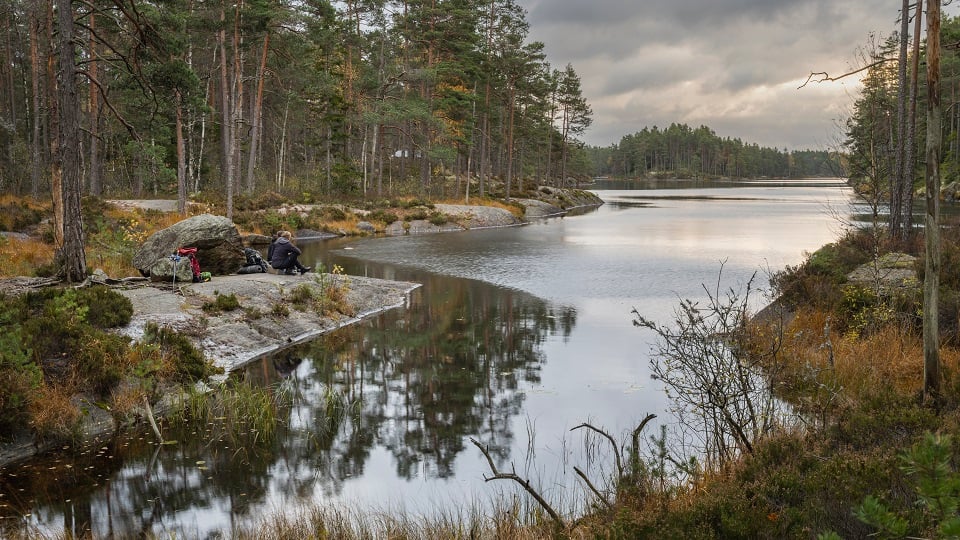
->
xmin=590 ymin=123 xmax=844 ymax=179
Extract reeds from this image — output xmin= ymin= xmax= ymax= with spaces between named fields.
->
xmin=231 ymin=498 xmax=576 ymax=540
xmin=169 ymin=380 xmax=289 ymax=447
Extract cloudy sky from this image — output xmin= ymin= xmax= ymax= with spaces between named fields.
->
xmin=517 ymin=0 xmax=960 ymax=150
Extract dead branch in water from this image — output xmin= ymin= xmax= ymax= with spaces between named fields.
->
xmin=469 ymin=437 xmax=566 ymax=529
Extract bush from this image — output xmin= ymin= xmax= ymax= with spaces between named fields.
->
xmin=142 ymin=322 xmax=221 ymax=382
xmin=367 ymin=209 xmax=399 ymax=225
xmin=0 ymin=198 xmax=44 ymax=232
xmin=202 ymin=292 xmax=241 ymax=314
xmin=428 ymin=211 xmax=448 ymax=226
xmin=74 ymin=286 xmax=134 ymax=328
xmin=0 ymin=326 xmax=42 ymax=438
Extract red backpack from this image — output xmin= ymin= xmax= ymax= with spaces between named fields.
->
xmin=176 ymin=247 xmax=202 ymax=282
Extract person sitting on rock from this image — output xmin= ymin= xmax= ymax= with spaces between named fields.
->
xmin=269 ymin=231 xmax=312 ymax=275
xmin=267 ymin=230 xmax=281 ymax=264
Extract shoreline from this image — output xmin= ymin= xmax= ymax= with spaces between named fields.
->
xmin=0 ymin=189 xmax=603 ymax=469
xmin=0 ymin=273 xmax=420 ymax=469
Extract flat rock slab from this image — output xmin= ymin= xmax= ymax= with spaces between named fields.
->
xmin=118 ymin=273 xmax=420 ymax=372
xmin=846 ymin=252 xmax=919 ymax=293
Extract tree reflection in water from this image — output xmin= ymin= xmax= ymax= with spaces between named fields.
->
xmin=0 ymin=272 xmax=575 ymax=538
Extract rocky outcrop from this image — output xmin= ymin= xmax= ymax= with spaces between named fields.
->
xmin=533 ymin=186 xmax=604 ymax=209
xmin=846 ymin=252 xmax=919 ymax=294
xmin=132 ymin=214 xmax=246 ymax=279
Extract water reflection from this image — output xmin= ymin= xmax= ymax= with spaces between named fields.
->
xmin=1 ymin=272 xmax=575 ymax=538
xmin=241 ymin=273 xmax=576 ymax=483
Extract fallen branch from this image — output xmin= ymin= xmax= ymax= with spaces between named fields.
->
xmin=143 ymin=395 xmax=164 ymax=444
xmin=469 ymin=437 xmax=566 ymax=529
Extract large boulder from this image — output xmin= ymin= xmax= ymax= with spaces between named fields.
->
xmin=133 ymin=214 xmax=245 ymax=280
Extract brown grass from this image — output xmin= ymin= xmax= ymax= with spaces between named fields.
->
xmin=0 ymin=237 xmax=55 ymax=277
xmin=231 ymin=502 xmax=578 ymax=540
xmin=436 ymin=197 xmax=525 ymax=217
xmin=27 ymin=384 xmax=81 ymax=439
xmin=775 ymin=307 xmax=960 ymax=403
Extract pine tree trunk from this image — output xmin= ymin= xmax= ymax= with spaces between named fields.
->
xmin=924 ymin=0 xmax=942 ymax=402
xmin=56 ymin=0 xmax=85 ymax=283
xmin=905 ymin=0 xmax=923 ymax=234
xmin=245 ymin=31 xmax=269 ymax=195
xmin=218 ymin=1 xmax=234 ymax=219
xmin=176 ymin=91 xmax=187 ymax=215
xmin=29 ymin=5 xmax=41 ymax=198
xmin=88 ymin=11 xmax=101 ymax=197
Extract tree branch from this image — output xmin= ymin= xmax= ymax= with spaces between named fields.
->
xmin=571 ymin=422 xmax=623 ymax=476
xmin=469 ymin=437 xmax=566 ymax=529
xmin=573 ymin=466 xmax=613 ymax=510
xmin=630 ymin=413 xmax=658 ymax=465
xmin=798 ymin=58 xmax=895 ymax=89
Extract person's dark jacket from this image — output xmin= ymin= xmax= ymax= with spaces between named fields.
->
xmin=267 ymin=238 xmax=278 ymax=262
xmin=270 ymin=237 xmax=301 ymax=268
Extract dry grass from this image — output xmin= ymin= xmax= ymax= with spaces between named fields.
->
xmin=436 ymin=197 xmax=525 ymax=217
xmin=0 ymin=237 xmax=55 ymax=277
xmin=775 ymin=307 xmax=960 ymax=404
xmin=231 ymin=501 xmax=579 ymax=540
xmin=27 ymin=384 xmax=81 ymax=439
xmin=316 ymin=217 xmax=361 ymax=235
xmin=109 ymin=384 xmax=148 ymax=420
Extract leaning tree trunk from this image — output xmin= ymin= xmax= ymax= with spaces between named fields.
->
xmin=892 ymin=0 xmax=909 ymax=239
xmin=904 ymin=0 xmax=923 ymax=234
xmin=56 ymin=0 xmax=86 ymax=283
xmin=176 ymin=90 xmax=187 ymax=215
xmin=924 ymin=0 xmax=942 ymax=402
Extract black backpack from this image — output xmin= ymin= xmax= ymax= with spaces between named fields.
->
xmin=239 ymin=247 xmax=269 ymax=274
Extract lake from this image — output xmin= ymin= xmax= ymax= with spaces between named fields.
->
xmin=0 ymin=178 xmax=852 ymax=538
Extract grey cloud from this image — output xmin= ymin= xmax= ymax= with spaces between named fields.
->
xmin=517 ymin=0 xmax=958 ymax=148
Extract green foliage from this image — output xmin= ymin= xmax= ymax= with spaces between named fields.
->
xmin=73 ymin=286 xmax=134 ymax=328
xmin=428 ymin=211 xmax=449 ymax=226
xmin=855 ymin=433 xmax=960 ymax=540
xmin=855 ymin=495 xmax=910 ymax=539
xmin=840 ymin=285 xmax=895 ymax=337
xmin=170 ymin=380 xmax=288 ymax=447
xmin=406 ymin=207 xmax=430 ymax=221
xmin=287 ymin=282 xmax=318 ymax=310
xmin=270 ymin=302 xmax=290 ymax=318
xmin=0 ymin=325 xmax=41 ymax=438
xmin=367 ymin=209 xmax=399 ymax=225
xmin=142 ymin=322 xmax=221 ymax=382
xmin=202 ymin=292 xmax=241 ymax=314
xmin=120 ymin=141 xmax=176 ymax=194
xmin=235 ymin=191 xmax=289 ymax=212
xmin=771 ymin=231 xmax=874 ymax=311
xmin=596 ymin=123 xmax=840 ymax=179
xmin=235 ymin=209 xmax=304 ymax=236
xmin=314 ymin=206 xmax=348 ymax=221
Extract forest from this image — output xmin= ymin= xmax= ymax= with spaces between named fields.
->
xmin=0 ymin=0 xmax=594 ymax=215
xmin=591 ymin=123 xmax=843 ymax=179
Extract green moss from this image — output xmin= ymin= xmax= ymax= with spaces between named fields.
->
xmin=202 ymin=292 xmax=241 ymax=314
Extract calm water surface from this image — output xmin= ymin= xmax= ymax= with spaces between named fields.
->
xmin=0 ymin=179 xmax=852 ymax=537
